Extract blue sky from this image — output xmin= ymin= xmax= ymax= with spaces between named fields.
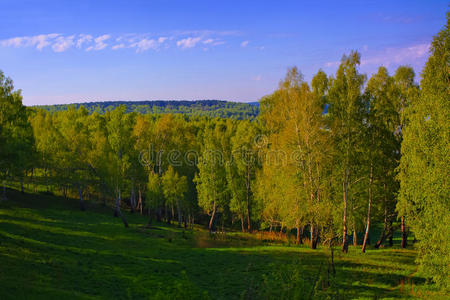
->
xmin=0 ymin=0 xmax=447 ymax=105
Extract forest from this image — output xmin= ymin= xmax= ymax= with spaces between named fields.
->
xmin=0 ymin=15 xmax=448 ymax=300
xmin=35 ymin=100 xmax=259 ymax=120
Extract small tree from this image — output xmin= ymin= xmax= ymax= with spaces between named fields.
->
xmin=162 ymin=166 xmax=188 ymax=227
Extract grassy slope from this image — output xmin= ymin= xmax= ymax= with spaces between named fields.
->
xmin=0 ymin=189 xmax=441 ymax=299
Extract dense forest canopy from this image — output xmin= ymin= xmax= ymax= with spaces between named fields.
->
xmin=34 ymin=100 xmax=260 ymax=120
xmin=0 ymin=14 xmax=448 ymax=293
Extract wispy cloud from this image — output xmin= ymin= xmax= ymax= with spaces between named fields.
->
xmin=202 ymin=38 xmax=225 ymax=47
xmin=369 ymin=13 xmax=422 ymax=24
xmin=76 ymin=34 xmax=92 ymax=48
xmin=324 ymin=43 xmax=430 ymax=70
xmin=0 ymin=33 xmax=60 ymax=50
xmin=158 ymin=37 xmax=168 ymax=43
xmin=241 ymin=40 xmax=249 ymax=48
xmin=177 ymin=37 xmax=202 ymax=49
xmin=112 ymin=43 xmax=125 ymax=50
xmin=86 ymin=34 xmax=111 ymax=51
xmin=361 ymin=43 xmax=430 ymax=67
xmin=130 ymin=39 xmax=158 ymax=53
xmin=0 ymin=32 xmax=239 ymax=53
xmin=325 ymin=61 xmax=339 ymax=67
xmin=52 ymin=35 xmax=75 ymax=52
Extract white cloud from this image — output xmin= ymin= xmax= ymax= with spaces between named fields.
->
xmin=76 ymin=34 xmax=93 ymax=48
xmin=87 ymin=34 xmax=111 ymax=51
xmin=212 ymin=40 xmax=225 ymax=46
xmin=32 ymin=34 xmax=60 ymax=50
xmin=202 ymin=38 xmax=225 ymax=47
xmin=361 ymin=43 xmax=430 ymax=67
xmin=131 ymin=38 xmax=158 ymax=53
xmin=52 ymin=35 xmax=75 ymax=52
xmin=0 ymin=31 xmax=237 ymax=53
xmin=112 ymin=43 xmax=125 ymax=50
xmin=325 ymin=61 xmax=339 ymax=67
xmin=324 ymin=43 xmax=430 ymax=71
xmin=176 ymin=37 xmax=201 ymax=49
xmin=158 ymin=37 xmax=168 ymax=43
xmin=0 ymin=33 xmax=60 ymax=50
xmin=241 ymin=40 xmax=249 ymax=47
xmin=0 ymin=37 xmax=24 ymax=47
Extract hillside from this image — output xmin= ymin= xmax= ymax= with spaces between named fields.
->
xmin=0 ymin=188 xmax=439 ymax=300
xmin=33 ymin=100 xmax=260 ymax=119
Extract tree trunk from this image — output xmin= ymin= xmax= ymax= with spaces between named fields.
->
xmin=209 ymin=201 xmax=216 ymax=232
xmin=176 ymin=200 xmax=182 ymax=227
xmin=138 ymin=188 xmax=143 ymax=215
xmin=240 ymin=215 xmax=245 ymax=232
xmin=310 ymin=224 xmax=317 ymax=249
xmin=401 ymin=216 xmax=407 ymax=248
xmin=130 ymin=184 xmax=135 ymax=213
xmin=246 ymin=198 xmax=252 ymax=232
xmin=246 ymin=165 xmax=252 ymax=232
xmin=78 ymin=183 xmax=85 ymax=211
xmin=114 ymin=191 xmax=128 ymax=228
xmin=387 ymin=221 xmax=394 ymax=247
xmin=342 ymin=172 xmax=349 ymax=253
xmin=353 ymin=225 xmax=357 ymax=246
xmin=362 ymin=166 xmax=373 ymax=253
xmin=375 ymin=202 xmax=388 ymax=248
xmin=296 ymin=222 xmax=303 ymax=245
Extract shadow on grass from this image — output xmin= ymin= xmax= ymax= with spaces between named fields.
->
xmin=0 ymin=189 xmax=429 ymax=299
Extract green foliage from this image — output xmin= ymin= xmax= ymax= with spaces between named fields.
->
xmin=398 ymin=15 xmax=450 ymax=289
xmin=227 ymin=121 xmax=260 ymax=231
xmin=0 ymin=71 xmax=34 ymax=184
xmin=162 ymin=166 xmax=188 ymax=224
xmin=195 ymin=120 xmax=232 ymax=228
xmin=35 ymin=100 xmax=259 ymax=120
xmin=327 ymin=51 xmax=367 ymax=246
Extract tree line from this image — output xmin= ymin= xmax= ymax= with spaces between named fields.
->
xmin=36 ymin=100 xmax=259 ymax=120
xmin=0 ymin=16 xmax=448 ymax=290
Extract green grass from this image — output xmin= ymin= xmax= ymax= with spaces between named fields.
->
xmin=0 ymin=189 xmax=443 ymax=299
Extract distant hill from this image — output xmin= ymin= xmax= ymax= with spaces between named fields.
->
xmin=34 ymin=100 xmax=260 ymax=120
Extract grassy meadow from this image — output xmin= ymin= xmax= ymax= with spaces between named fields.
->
xmin=0 ymin=188 xmax=443 ymax=300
